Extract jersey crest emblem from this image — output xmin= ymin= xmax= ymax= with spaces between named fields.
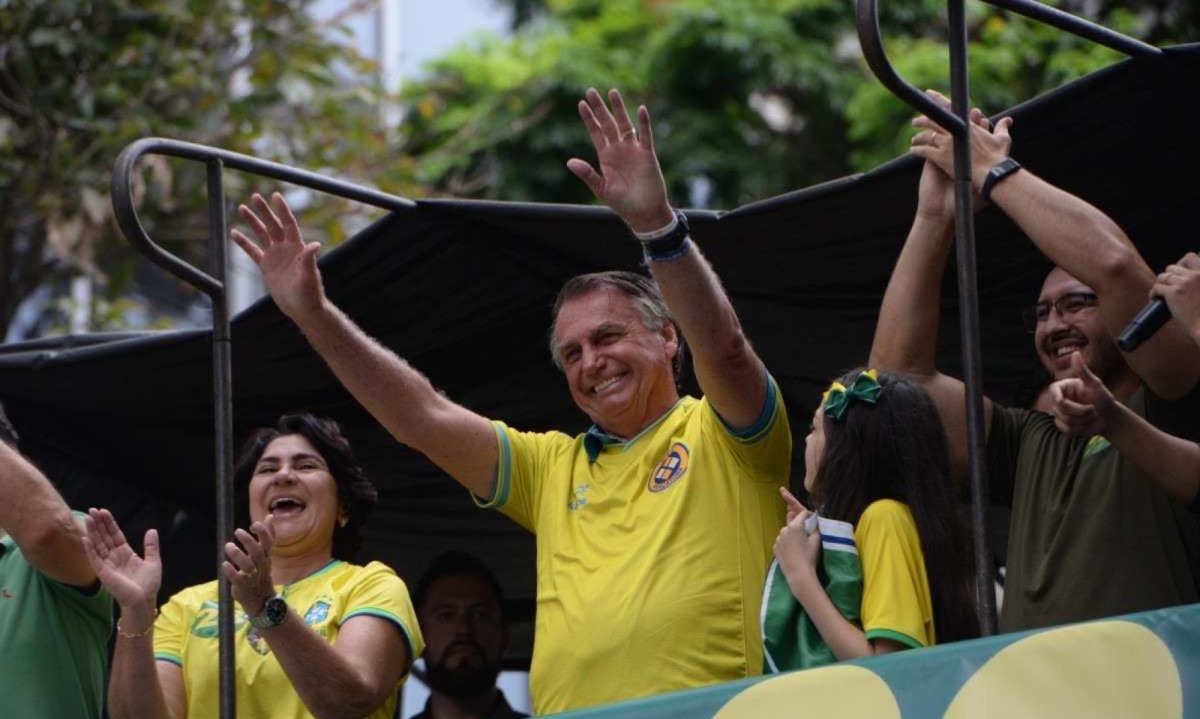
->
xmin=648 ymin=442 xmax=690 ymax=493
xmin=1083 ymin=434 xmax=1111 ymax=459
xmin=304 ymin=600 xmax=331 ymax=627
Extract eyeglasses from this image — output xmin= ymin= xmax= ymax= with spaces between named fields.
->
xmin=1021 ymin=291 xmax=1099 ymax=332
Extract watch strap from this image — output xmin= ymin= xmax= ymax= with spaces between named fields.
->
xmin=248 ymin=593 xmax=287 ymax=629
xmin=640 ymin=210 xmax=691 ymax=261
xmin=981 ymin=157 xmax=1022 ymax=202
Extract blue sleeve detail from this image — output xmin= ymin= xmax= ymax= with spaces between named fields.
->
xmin=154 ymin=653 xmax=183 ymax=667
xmin=472 ymin=423 xmax=511 ymax=509
xmin=714 ymin=372 xmax=780 ymax=443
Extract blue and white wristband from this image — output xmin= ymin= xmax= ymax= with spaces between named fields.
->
xmin=635 ymin=210 xmax=692 ymax=262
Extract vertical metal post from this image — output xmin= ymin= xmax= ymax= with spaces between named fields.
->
xmin=947 ymin=0 xmax=998 ymax=635
xmin=113 ymin=139 xmax=417 ymax=719
xmin=206 ymin=159 xmax=237 ymax=719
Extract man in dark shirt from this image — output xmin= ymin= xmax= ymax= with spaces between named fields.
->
xmin=409 ymin=551 xmax=527 ymax=719
xmin=871 ymin=91 xmax=1200 ymax=630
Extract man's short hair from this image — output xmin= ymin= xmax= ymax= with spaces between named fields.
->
xmin=548 ymin=270 xmax=688 ymax=382
xmin=414 ymin=550 xmax=506 ymax=615
xmin=0 ymin=401 xmax=19 ymax=449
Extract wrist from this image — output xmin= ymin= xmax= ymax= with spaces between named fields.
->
xmin=912 ymin=208 xmax=955 ymax=232
xmin=119 ymin=597 xmax=158 ymax=618
xmin=625 ymin=206 xmax=676 ymax=236
xmin=116 ymin=606 xmax=158 ymax=639
xmin=781 ymin=561 xmax=818 ymax=590
xmin=248 ymin=593 xmax=288 ymax=629
xmin=637 ymin=210 xmax=692 ymax=263
xmin=787 ymin=574 xmax=820 ymax=605
xmin=980 ymin=157 xmax=1022 ymax=202
xmin=971 ymin=156 xmax=1004 ymax=189
xmin=1103 ymin=400 xmax=1134 ymax=438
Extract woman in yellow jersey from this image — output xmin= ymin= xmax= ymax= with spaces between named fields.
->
xmin=84 ymin=413 xmax=423 ymax=719
xmin=772 ymin=370 xmax=979 ymax=661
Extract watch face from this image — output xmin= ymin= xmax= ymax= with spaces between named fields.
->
xmin=251 ymin=595 xmax=287 ymax=629
xmin=263 ymin=596 xmax=288 ymax=626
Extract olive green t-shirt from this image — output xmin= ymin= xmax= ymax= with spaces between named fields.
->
xmin=989 ymin=386 xmax=1200 ymax=632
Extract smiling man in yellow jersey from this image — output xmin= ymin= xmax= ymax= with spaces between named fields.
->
xmin=231 ymin=87 xmax=790 ymax=714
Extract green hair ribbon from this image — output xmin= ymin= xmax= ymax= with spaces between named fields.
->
xmin=822 ymin=369 xmax=882 ymax=421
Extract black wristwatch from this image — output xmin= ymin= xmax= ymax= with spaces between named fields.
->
xmin=248 ymin=594 xmax=288 ymax=629
xmin=981 ymin=157 xmax=1022 ymax=202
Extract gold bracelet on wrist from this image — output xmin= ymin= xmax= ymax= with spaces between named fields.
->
xmin=116 ymin=609 xmax=159 ymax=639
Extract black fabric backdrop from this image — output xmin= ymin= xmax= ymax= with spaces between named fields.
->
xmin=1 ymin=46 xmax=1197 ymax=660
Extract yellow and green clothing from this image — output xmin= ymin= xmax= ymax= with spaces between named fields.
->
xmin=0 ymin=516 xmax=112 ymax=719
xmin=480 ymin=378 xmax=791 ymax=714
xmin=154 ymin=560 xmax=423 ymax=719
xmin=857 ymin=499 xmax=935 ymax=649
xmin=761 ymin=515 xmax=863 ymax=671
xmin=761 ymin=499 xmax=932 ymax=672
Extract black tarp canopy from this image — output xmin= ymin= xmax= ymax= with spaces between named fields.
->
xmin=1 ymin=45 xmax=1197 ymax=658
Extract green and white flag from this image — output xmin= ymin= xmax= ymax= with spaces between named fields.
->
xmin=761 ymin=516 xmax=863 ymax=672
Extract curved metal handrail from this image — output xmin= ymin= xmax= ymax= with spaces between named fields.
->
xmin=110 ymin=138 xmax=417 ymax=719
xmin=856 ymin=0 xmax=965 ymax=133
xmin=856 ymin=0 xmax=1160 ymax=135
xmin=988 ymin=0 xmax=1160 ymax=57
xmin=111 ymin=137 xmax=417 ymax=299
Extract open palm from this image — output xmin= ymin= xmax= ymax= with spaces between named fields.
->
xmin=231 ymin=192 xmax=325 ymax=321
xmin=567 ymin=88 xmax=673 ymax=233
xmin=83 ymin=509 xmax=161 ymax=608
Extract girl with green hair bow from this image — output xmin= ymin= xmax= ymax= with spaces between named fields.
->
xmin=763 ymin=369 xmax=979 ymax=669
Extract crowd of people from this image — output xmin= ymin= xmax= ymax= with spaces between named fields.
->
xmin=1 ymin=85 xmax=1198 ymax=718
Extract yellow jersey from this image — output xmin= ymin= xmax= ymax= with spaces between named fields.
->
xmin=154 ymin=559 xmax=422 ymax=719
xmin=481 ymin=379 xmax=790 ymax=713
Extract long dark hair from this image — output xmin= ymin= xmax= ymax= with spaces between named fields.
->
xmin=233 ymin=413 xmax=378 ymax=561
xmin=811 ymin=370 xmax=980 ymax=643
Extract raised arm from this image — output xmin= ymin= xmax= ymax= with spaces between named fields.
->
xmin=868 ymin=108 xmax=995 ymax=476
xmin=222 ymin=519 xmax=411 ymax=718
xmin=912 ymin=92 xmax=1200 ymax=399
xmin=232 ymin=194 xmax=497 ymax=498
xmin=566 ymin=88 xmax=767 ymax=428
xmin=1051 ymin=353 xmax=1200 ymax=507
xmin=0 ymin=439 xmax=95 ymax=587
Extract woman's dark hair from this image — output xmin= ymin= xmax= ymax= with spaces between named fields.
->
xmin=810 ymin=370 xmax=980 ymax=643
xmin=233 ymin=413 xmax=378 ymax=561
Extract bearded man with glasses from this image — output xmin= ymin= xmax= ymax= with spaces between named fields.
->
xmin=870 ymin=89 xmax=1200 ymax=632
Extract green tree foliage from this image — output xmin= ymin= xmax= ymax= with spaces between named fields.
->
xmin=0 ymin=0 xmax=400 ymax=337
xmin=3 ymin=0 xmax=1191 ymax=337
xmin=400 ymin=0 xmax=1184 ymax=208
